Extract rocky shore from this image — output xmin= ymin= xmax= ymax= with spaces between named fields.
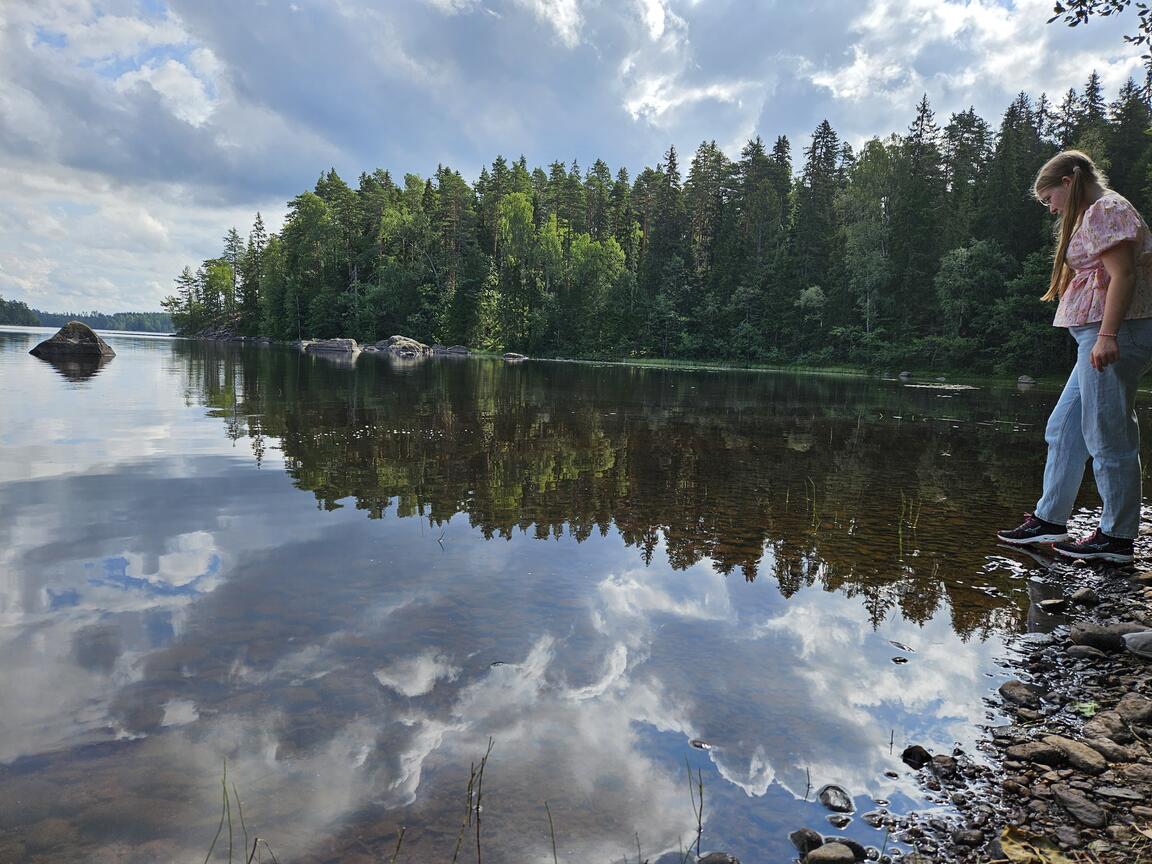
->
xmin=787 ymin=554 xmax=1152 ymax=864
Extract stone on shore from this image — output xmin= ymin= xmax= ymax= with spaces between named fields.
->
xmin=1116 ymin=693 xmax=1152 ymax=724
xmin=378 ymin=335 xmax=430 ymax=356
xmin=1069 ymin=624 xmax=1125 ymax=654
xmin=30 ymin=321 xmax=115 ymax=358
xmin=1041 ymin=735 xmax=1107 ymax=774
xmin=1006 ymin=741 xmax=1064 ymax=766
xmin=1051 ymin=785 xmax=1106 ymax=827
xmin=503 ymin=352 xmax=527 ymax=361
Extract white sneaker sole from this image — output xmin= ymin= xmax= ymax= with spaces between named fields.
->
xmin=1053 ymin=547 xmax=1133 ymax=563
xmin=996 ymin=532 xmax=1069 ymax=545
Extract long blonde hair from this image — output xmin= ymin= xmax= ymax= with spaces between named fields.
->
xmin=1034 ymin=150 xmax=1108 ymax=301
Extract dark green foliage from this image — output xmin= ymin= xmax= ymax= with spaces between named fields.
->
xmin=32 ymin=308 xmax=172 ymax=332
xmin=161 ymin=81 xmax=1152 ymax=375
xmin=0 ymin=295 xmax=40 ymax=326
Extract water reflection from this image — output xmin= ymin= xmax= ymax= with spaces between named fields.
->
xmin=0 ymin=333 xmax=1116 ymax=862
xmin=34 ymin=353 xmax=113 ymax=382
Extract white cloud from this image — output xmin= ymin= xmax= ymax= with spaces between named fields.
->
xmin=513 ymin=0 xmax=583 ymax=47
xmin=115 ymin=58 xmax=216 ymax=126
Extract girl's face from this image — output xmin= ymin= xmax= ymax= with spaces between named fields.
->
xmin=1038 ymin=177 xmax=1072 ymax=215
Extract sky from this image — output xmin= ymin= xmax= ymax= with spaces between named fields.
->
xmin=0 ymin=0 xmax=1145 ymax=313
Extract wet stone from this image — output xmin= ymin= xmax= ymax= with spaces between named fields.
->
xmin=1070 ymin=587 xmax=1100 ymax=606
xmin=826 ymin=814 xmax=852 ymax=829
xmin=951 ymin=829 xmax=984 ymax=847
xmin=1066 ymin=645 xmax=1108 ymax=661
xmin=1000 ymin=680 xmax=1042 ymax=708
xmin=1006 ymin=742 xmax=1064 ymax=766
xmin=1069 ymin=624 xmax=1126 ymax=654
xmin=819 ymin=784 xmax=854 ymax=813
xmin=901 ymin=745 xmax=931 ymax=769
xmin=806 ymin=843 xmax=856 ymax=864
xmin=790 ymin=828 xmax=824 ymax=854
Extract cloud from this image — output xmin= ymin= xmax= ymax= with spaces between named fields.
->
xmin=0 ymin=0 xmax=1145 ymax=312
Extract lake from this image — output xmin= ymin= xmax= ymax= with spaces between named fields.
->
xmin=0 ymin=326 xmax=1111 ymax=863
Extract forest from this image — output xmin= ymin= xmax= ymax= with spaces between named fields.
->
xmin=162 ymin=73 xmax=1152 ymax=375
xmin=0 ymin=300 xmax=173 ymax=333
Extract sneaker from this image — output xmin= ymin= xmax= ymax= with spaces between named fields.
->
xmin=997 ymin=513 xmax=1070 ymax=545
xmin=1053 ymin=529 xmax=1134 ymax=563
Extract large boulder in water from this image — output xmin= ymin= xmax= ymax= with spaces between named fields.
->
xmin=306 ymin=338 xmax=360 ymax=353
xmin=30 ymin=321 xmax=115 ymax=358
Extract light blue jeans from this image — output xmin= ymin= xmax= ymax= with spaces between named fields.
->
xmin=1035 ymin=318 xmax=1152 ymax=539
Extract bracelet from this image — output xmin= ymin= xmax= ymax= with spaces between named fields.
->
xmin=1098 ymin=332 xmax=1118 ymax=338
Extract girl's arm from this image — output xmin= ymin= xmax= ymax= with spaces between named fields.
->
xmin=1091 ymin=240 xmax=1137 ymax=371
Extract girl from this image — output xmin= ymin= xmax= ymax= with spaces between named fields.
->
xmin=998 ymin=150 xmax=1152 ymax=563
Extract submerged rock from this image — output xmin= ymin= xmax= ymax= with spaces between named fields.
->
xmin=30 ymin=321 xmax=115 ymax=358
xmin=818 ymin=784 xmax=854 ymax=813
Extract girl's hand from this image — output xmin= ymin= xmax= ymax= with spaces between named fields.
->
xmin=1091 ymin=334 xmax=1119 ymax=370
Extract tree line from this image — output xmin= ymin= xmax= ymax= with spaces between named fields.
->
xmin=0 ymin=298 xmax=173 ymax=333
xmin=164 ymin=73 xmax=1152 ymax=374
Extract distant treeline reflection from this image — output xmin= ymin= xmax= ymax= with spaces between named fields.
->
xmin=183 ymin=342 xmax=1044 ymax=636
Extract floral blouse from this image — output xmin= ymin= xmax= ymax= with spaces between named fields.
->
xmin=1054 ymin=191 xmax=1152 ymax=327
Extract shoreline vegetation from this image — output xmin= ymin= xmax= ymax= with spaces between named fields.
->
xmin=0 ymin=299 xmax=172 ymax=333
xmin=156 ymin=74 xmax=1151 ymax=379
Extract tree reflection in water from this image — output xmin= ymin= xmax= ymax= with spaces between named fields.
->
xmin=178 ymin=341 xmax=1056 ymax=638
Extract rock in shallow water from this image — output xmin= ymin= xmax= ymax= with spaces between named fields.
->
xmin=902 ymin=745 xmax=932 ymax=769
xmin=30 ymin=321 xmax=115 ymax=358
xmin=789 ymin=828 xmax=823 ymax=854
xmin=999 ymin=680 xmax=1042 ymax=708
xmin=805 ymin=842 xmax=856 ymax=863
xmin=818 ymin=784 xmax=854 ymax=813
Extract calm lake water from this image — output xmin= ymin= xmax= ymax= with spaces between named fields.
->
xmin=0 ymin=326 xmax=1124 ymax=863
